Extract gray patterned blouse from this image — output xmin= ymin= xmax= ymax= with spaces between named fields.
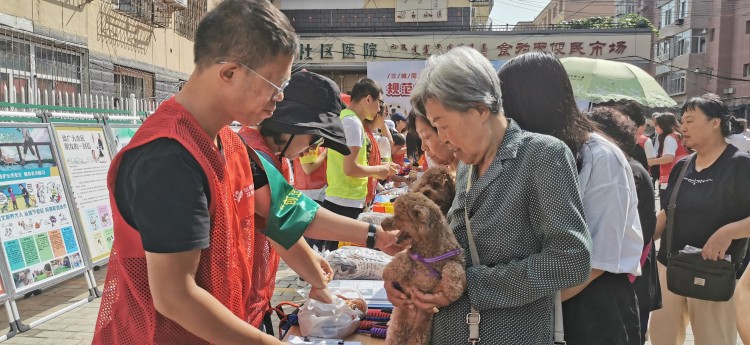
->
xmin=431 ymin=120 xmax=593 ymax=345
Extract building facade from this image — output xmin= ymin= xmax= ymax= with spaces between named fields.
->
xmin=274 ymin=0 xmax=491 ymax=33
xmin=0 ymin=0 xmax=211 ymax=110
xmin=654 ymin=0 xmax=750 ymax=116
xmin=527 ymin=0 xmax=615 ymax=26
xmin=294 ymin=28 xmax=653 ymax=93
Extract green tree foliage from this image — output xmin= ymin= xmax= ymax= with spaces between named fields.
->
xmin=557 ymin=13 xmax=658 ymax=36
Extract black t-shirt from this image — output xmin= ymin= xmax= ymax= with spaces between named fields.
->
xmin=657 ymin=145 xmax=750 ymax=266
xmin=629 ymin=158 xmax=656 ymax=245
xmin=114 ymin=138 xmax=268 ymax=253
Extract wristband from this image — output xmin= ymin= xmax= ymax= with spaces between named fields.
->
xmin=366 ymin=223 xmax=377 ymax=249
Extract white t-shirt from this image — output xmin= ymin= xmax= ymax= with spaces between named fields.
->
xmin=376 ymin=134 xmax=391 ymax=161
xmin=653 ymin=135 xmax=677 ymax=157
xmin=577 ymin=133 xmax=644 ymax=276
xmin=326 ymin=115 xmax=366 ymax=208
xmin=643 ymin=138 xmax=656 ymax=159
xmin=342 ymin=116 xmax=363 ymax=148
xmin=726 ymin=133 xmax=750 ymax=154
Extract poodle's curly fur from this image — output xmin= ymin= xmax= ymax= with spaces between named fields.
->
xmin=408 ymin=167 xmax=456 ymax=215
xmin=381 ymin=192 xmax=466 ymax=345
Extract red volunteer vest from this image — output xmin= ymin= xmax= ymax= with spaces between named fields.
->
xmin=637 ymin=135 xmax=648 ymax=149
xmin=93 ymin=98 xmax=273 ymax=344
xmin=292 ymin=147 xmax=327 ymax=191
xmin=236 ymin=126 xmax=287 ymax=298
xmin=364 ymin=128 xmax=381 ymax=204
xmin=659 ymin=133 xmax=689 ymax=185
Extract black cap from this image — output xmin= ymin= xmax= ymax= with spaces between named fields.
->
xmin=261 ymin=71 xmax=351 ymax=155
xmin=391 ymin=112 xmax=407 ymax=122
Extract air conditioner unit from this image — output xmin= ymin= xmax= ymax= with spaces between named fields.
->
xmin=675 ymin=18 xmax=684 ymax=25
xmin=724 ymin=87 xmax=735 ymax=95
xmin=162 ymin=0 xmax=187 ymax=9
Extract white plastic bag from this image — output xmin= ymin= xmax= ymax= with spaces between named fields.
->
xmin=298 ymin=290 xmax=364 ymax=339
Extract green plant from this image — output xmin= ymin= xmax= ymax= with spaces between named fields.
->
xmin=557 ymin=13 xmax=659 ymax=37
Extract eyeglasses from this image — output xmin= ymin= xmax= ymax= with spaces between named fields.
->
xmin=378 ymin=98 xmax=385 ymax=106
xmin=279 ymin=134 xmax=325 ymax=158
xmin=219 ymin=61 xmax=289 ymax=101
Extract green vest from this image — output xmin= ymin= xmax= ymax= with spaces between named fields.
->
xmin=326 ymin=109 xmax=368 ymax=200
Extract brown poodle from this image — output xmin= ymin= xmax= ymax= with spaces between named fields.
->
xmin=408 ymin=167 xmax=456 ymax=215
xmin=381 ymin=193 xmax=466 ymax=345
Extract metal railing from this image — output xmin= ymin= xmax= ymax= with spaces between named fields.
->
xmin=0 ymin=87 xmax=157 ymax=117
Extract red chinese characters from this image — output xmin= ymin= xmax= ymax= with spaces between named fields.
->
xmin=589 ymin=41 xmax=606 ymax=57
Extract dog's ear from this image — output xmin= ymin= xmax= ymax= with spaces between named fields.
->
xmin=408 ymin=204 xmax=430 ymax=223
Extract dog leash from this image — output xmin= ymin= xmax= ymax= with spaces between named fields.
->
xmin=408 ymin=248 xmax=462 ymax=279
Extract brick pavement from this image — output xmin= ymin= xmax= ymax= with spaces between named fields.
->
xmin=0 ymin=261 xmax=741 ymax=344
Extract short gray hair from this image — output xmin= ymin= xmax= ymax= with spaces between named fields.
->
xmin=410 ymin=46 xmax=502 ymax=117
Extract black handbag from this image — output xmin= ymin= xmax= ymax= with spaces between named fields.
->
xmin=665 ymin=154 xmax=747 ymax=302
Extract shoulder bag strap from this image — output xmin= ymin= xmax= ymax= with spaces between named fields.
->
xmin=666 ymin=154 xmax=695 ymax=259
xmin=463 ymin=166 xmax=481 ymax=344
xmin=463 ymin=166 xmax=564 ymax=344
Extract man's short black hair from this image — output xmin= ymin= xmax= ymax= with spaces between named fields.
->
xmin=350 ymin=78 xmax=382 ymax=103
xmin=194 ymin=0 xmax=298 ymax=70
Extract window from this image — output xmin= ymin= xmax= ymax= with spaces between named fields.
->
xmin=658 ymin=71 xmax=686 ymax=95
xmin=113 ymin=0 xmax=172 ymax=27
xmin=744 ymin=64 xmax=750 ymax=78
xmin=746 ymin=20 xmax=750 ymax=34
xmin=677 ymin=0 xmax=688 ymax=19
xmin=661 ymin=1 xmax=674 ymax=28
xmin=671 ymin=29 xmax=706 ymax=57
xmin=655 ymin=39 xmax=670 ymax=61
xmin=709 ymin=28 xmax=715 ymax=42
xmin=691 ymin=29 xmax=707 ymax=53
xmin=35 ymin=47 xmax=82 ymax=104
xmin=0 ymin=31 xmax=83 ymax=105
xmin=616 ymin=0 xmax=638 ymax=17
xmin=175 ymin=0 xmax=207 ymax=40
xmin=114 ymin=65 xmax=154 ymax=101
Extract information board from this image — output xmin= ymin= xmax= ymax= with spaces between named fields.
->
xmin=107 ymin=125 xmax=139 ymax=153
xmin=53 ymin=125 xmax=114 ymax=264
xmin=0 ymin=125 xmax=84 ymax=293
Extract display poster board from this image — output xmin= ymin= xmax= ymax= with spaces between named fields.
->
xmin=52 ymin=125 xmax=114 ymax=265
xmin=0 ymin=125 xmax=85 ymax=294
xmin=107 ymin=125 xmax=139 ymax=154
xmin=367 ymin=60 xmax=505 ymax=119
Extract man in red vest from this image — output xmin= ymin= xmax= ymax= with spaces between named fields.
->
xmin=94 ymin=1 xmax=398 ymax=344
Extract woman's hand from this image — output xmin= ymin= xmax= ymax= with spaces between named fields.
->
xmin=316 ymin=256 xmax=334 ymax=284
xmin=384 ymin=280 xmax=413 ymax=308
xmin=702 ymin=226 xmax=734 ymax=261
xmin=409 ymin=287 xmax=452 ymax=312
xmin=375 ymin=227 xmax=406 ymax=256
xmin=308 ymin=286 xmax=333 ymax=304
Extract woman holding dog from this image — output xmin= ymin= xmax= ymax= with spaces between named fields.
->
xmin=385 ymin=46 xmax=593 ymax=344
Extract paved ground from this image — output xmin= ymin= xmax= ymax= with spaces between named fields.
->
xmin=0 ymin=261 xmax=742 ymax=344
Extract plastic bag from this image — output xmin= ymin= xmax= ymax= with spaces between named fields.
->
xmin=357 ymin=211 xmax=392 ymax=225
xmin=298 ymin=289 xmax=365 ymax=339
xmin=325 ymin=246 xmax=393 ymax=280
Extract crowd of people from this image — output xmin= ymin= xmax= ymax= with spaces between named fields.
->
xmin=90 ymin=1 xmax=750 ymax=344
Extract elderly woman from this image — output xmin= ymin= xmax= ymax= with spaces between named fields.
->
xmin=650 ymin=94 xmax=750 ymax=345
xmin=384 ymin=46 xmax=592 ymax=343
xmin=499 ymin=51 xmax=644 ymax=345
